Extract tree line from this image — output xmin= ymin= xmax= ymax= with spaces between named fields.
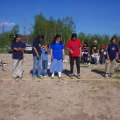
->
xmin=0 ymin=12 xmax=120 ymax=53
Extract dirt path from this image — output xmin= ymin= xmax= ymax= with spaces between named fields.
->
xmin=0 ymin=54 xmax=120 ymax=120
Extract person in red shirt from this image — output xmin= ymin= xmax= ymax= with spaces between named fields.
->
xmin=66 ymin=33 xmax=82 ymax=79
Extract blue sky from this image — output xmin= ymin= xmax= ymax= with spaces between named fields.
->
xmin=0 ymin=0 xmax=120 ymax=36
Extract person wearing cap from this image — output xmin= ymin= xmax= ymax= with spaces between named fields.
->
xmin=66 ymin=33 xmax=82 ymax=79
xmin=91 ymin=40 xmax=100 ymax=64
xmin=105 ymin=37 xmax=119 ymax=79
xmin=99 ymin=44 xmax=105 ymax=64
xmin=32 ymin=35 xmax=44 ymax=79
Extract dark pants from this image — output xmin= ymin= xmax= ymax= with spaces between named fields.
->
xmin=70 ymin=57 xmax=80 ymax=74
xmin=42 ymin=60 xmax=48 ymax=76
xmin=100 ymin=53 xmax=105 ymax=64
xmin=83 ymin=54 xmax=88 ymax=63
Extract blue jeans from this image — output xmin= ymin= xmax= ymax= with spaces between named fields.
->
xmin=33 ymin=56 xmax=41 ymax=77
xmin=100 ymin=54 xmax=105 ymax=64
xmin=42 ymin=60 xmax=48 ymax=76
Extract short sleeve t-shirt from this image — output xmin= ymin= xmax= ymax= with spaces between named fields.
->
xmin=50 ymin=42 xmax=64 ymax=59
xmin=66 ymin=39 xmax=82 ymax=57
xmin=11 ymin=41 xmax=25 ymax=60
xmin=82 ymin=46 xmax=89 ymax=52
xmin=107 ymin=43 xmax=119 ymax=60
xmin=41 ymin=48 xmax=49 ymax=60
xmin=91 ymin=45 xmax=99 ymax=53
xmin=32 ymin=38 xmax=41 ymax=56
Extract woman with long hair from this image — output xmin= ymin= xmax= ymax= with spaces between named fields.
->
xmin=11 ymin=35 xmax=25 ymax=80
xmin=50 ymin=35 xmax=65 ymax=79
xmin=105 ymin=37 xmax=119 ymax=78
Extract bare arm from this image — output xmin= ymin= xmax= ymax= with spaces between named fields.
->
xmin=97 ymin=49 xmax=99 ymax=55
xmin=33 ymin=47 xmax=39 ymax=58
xmin=66 ymin=48 xmax=73 ymax=54
xmin=50 ymin=49 xmax=53 ymax=60
xmin=79 ymin=47 xmax=81 ymax=59
xmin=62 ymin=49 xmax=65 ymax=60
xmin=92 ymin=49 xmax=95 ymax=56
xmin=106 ymin=51 xmax=110 ymax=59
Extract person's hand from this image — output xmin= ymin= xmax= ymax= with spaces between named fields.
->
xmin=21 ymin=50 xmax=24 ymax=53
xmin=51 ymin=56 xmax=53 ymax=60
xmin=79 ymin=55 xmax=81 ymax=59
xmin=115 ymin=57 xmax=118 ymax=60
xmin=69 ymin=50 xmax=73 ymax=54
xmin=107 ymin=56 xmax=110 ymax=60
xmin=18 ymin=47 xmax=22 ymax=51
xmin=63 ymin=56 xmax=65 ymax=60
xmin=37 ymin=54 xmax=39 ymax=58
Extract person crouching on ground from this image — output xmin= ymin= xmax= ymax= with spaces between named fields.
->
xmin=91 ymin=40 xmax=100 ymax=65
xmin=50 ymin=35 xmax=65 ymax=79
xmin=66 ymin=33 xmax=82 ymax=79
xmin=32 ymin=35 xmax=44 ymax=80
xmin=41 ymin=44 xmax=49 ymax=77
xmin=11 ymin=35 xmax=25 ymax=80
xmin=105 ymin=37 xmax=119 ymax=79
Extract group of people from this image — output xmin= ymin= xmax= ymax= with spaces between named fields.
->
xmin=11 ymin=33 xmax=119 ymax=80
xmin=82 ymin=41 xmax=105 ymax=65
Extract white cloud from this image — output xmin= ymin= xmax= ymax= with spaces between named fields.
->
xmin=0 ymin=22 xmax=15 ymax=26
xmin=114 ymin=23 xmax=120 ymax=26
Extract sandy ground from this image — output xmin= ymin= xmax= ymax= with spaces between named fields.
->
xmin=0 ymin=54 xmax=120 ymax=120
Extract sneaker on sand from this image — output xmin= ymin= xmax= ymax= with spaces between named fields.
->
xmin=44 ymin=76 xmax=47 ymax=77
xmin=32 ymin=76 xmax=35 ymax=80
xmin=77 ymin=74 xmax=80 ymax=79
xmin=105 ymin=74 xmax=108 ymax=79
xmin=13 ymin=77 xmax=17 ymax=80
xmin=38 ymin=75 xmax=43 ymax=79
xmin=19 ymin=77 xmax=23 ymax=80
xmin=110 ymin=74 xmax=114 ymax=78
xmin=70 ymin=74 xmax=74 ymax=79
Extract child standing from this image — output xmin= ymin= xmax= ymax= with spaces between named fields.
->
xmin=41 ymin=44 xmax=49 ymax=77
xmin=105 ymin=37 xmax=119 ymax=78
xmin=50 ymin=35 xmax=65 ymax=79
xmin=99 ymin=45 xmax=105 ymax=64
xmin=11 ymin=35 xmax=25 ymax=80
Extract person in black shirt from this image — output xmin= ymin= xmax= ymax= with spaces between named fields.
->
xmin=82 ymin=42 xmax=89 ymax=64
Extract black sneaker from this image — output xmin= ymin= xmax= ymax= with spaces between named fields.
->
xmin=70 ymin=74 xmax=74 ymax=79
xmin=77 ymin=74 xmax=80 ymax=79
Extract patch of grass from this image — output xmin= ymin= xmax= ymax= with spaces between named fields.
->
xmin=114 ymin=70 xmax=120 ymax=74
xmin=80 ymin=65 xmax=89 ymax=68
xmin=114 ymin=76 xmax=120 ymax=79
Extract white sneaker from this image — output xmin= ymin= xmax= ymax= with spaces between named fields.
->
xmin=110 ymin=74 xmax=114 ymax=78
xmin=44 ymin=76 xmax=47 ymax=77
xmin=105 ymin=74 xmax=108 ymax=79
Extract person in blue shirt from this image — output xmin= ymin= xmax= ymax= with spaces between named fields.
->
xmin=41 ymin=44 xmax=49 ymax=77
xmin=105 ymin=37 xmax=119 ymax=78
xmin=50 ymin=35 xmax=65 ymax=79
xmin=32 ymin=35 xmax=44 ymax=79
xmin=11 ymin=35 xmax=25 ymax=80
